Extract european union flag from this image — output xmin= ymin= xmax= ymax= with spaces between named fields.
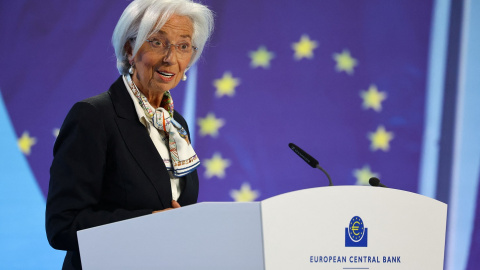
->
xmin=194 ymin=0 xmax=433 ymax=202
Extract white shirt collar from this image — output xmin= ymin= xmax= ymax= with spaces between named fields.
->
xmin=122 ymin=75 xmax=150 ymax=129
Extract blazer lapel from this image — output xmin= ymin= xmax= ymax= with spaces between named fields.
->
xmin=108 ymin=76 xmax=172 ymax=209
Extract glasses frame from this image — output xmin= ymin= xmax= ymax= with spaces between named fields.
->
xmin=145 ymin=39 xmax=198 ymax=56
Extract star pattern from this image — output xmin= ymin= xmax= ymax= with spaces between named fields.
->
xmin=203 ymin=31 xmax=402 ymax=192
xmin=18 ymin=131 xmax=36 ymax=155
xmin=213 ymin=72 xmax=240 ymax=97
xmin=368 ymin=125 xmax=394 ymax=152
xmin=230 ymin=182 xmax=260 ymax=202
xmin=333 ymin=49 xmax=358 ymax=75
xmin=249 ymin=46 xmax=275 ymax=69
xmin=353 ymin=165 xmax=380 ymax=186
xmin=197 ymin=113 xmax=225 ymax=137
xmin=360 ymin=85 xmax=387 ymax=112
xmin=292 ymin=34 xmax=318 ymax=60
xmin=203 ymin=152 xmax=231 ymax=179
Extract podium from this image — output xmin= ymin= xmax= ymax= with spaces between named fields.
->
xmin=78 ymin=186 xmax=447 ymax=269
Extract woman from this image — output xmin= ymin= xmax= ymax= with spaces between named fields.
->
xmin=45 ymin=0 xmax=214 ymax=269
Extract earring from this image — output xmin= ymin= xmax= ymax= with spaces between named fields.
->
xmin=128 ymin=60 xmax=135 ymax=75
xmin=182 ymin=73 xmax=187 ymax=81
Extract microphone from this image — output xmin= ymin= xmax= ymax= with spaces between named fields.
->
xmin=288 ymin=143 xmax=333 ymax=186
xmin=369 ymin=177 xmax=387 ymax=188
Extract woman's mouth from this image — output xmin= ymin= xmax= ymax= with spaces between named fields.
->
xmin=157 ymin=71 xmax=175 ymax=81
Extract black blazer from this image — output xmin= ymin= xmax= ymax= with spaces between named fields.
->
xmin=46 ymin=76 xmax=199 ymax=270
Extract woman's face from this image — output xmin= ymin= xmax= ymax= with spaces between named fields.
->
xmin=128 ymin=15 xmax=194 ymax=97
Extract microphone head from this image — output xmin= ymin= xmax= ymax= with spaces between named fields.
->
xmin=369 ymin=177 xmax=381 ymax=186
xmin=288 ymin=143 xmax=319 ymax=168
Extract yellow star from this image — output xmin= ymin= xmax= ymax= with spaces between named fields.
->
xmin=197 ymin=113 xmax=225 ymax=137
xmin=353 ymin=165 xmax=380 ymax=186
xmin=203 ymin=152 xmax=231 ymax=179
xmin=230 ymin=182 xmax=260 ymax=202
xmin=18 ymin=131 xmax=37 ymax=155
xmin=213 ymin=72 xmax=240 ymax=97
xmin=360 ymin=85 xmax=387 ymax=112
xmin=292 ymin=34 xmax=318 ymax=60
xmin=368 ymin=125 xmax=394 ymax=152
xmin=249 ymin=46 xmax=275 ymax=69
xmin=333 ymin=49 xmax=358 ymax=75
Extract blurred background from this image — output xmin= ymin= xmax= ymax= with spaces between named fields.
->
xmin=0 ymin=0 xmax=478 ymax=269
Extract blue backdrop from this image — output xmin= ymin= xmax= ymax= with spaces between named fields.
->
xmin=0 ymin=0 xmax=479 ymax=269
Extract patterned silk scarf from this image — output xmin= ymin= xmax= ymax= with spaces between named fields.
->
xmin=125 ymin=75 xmax=200 ymax=177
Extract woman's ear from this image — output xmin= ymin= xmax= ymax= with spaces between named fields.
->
xmin=124 ymin=40 xmax=133 ymax=62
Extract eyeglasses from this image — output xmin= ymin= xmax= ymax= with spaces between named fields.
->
xmin=146 ymin=38 xmax=198 ymax=57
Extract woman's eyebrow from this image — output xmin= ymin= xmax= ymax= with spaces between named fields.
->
xmin=180 ymin=34 xmax=192 ymax=40
xmin=155 ymin=30 xmax=192 ymax=40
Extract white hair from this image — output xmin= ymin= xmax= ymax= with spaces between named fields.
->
xmin=112 ymin=0 xmax=214 ymax=75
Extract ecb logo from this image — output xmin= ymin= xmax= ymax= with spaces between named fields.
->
xmin=345 ymin=216 xmax=368 ymax=247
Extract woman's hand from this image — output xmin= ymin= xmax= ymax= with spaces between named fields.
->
xmin=152 ymin=200 xmax=181 ymax=213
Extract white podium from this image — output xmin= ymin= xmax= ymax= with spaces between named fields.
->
xmin=78 ymin=186 xmax=447 ymax=269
